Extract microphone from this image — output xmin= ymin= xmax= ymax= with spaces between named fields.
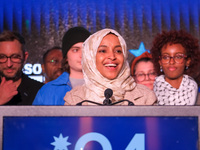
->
xmin=102 ymin=88 xmax=134 ymax=106
xmin=76 ymin=88 xmax=113 ymax=105
xmin=103 ymin=88 xmax=113 ymax=105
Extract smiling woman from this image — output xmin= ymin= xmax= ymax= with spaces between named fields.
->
xmin=96 ymin=34 xmax=124 ymax=80
xmin=64 ymin=28 xmax=157 ymax=105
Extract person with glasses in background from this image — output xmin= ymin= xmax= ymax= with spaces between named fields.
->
xmin=41 ymin=46 xmax=63 ymax=83
xmin=0 ymin=31 xmax=43 ymax=105
xmin=131 ymin=51 xmax=157 ymax=90
xmin=150 ymin=30 xmax=200 ymax=105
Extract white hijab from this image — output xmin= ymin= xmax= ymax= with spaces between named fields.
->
xmin=82 ymin=28 xmax=136 ymax=103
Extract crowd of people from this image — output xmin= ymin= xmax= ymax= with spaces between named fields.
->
xmin=0 ymin=27 xmax=200 ymax=106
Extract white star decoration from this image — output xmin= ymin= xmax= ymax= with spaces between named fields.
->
xmin=51 ymin=133 xmax=71 ymax=150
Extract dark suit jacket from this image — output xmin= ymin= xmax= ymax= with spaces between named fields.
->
xmin=3 ymin=74 xmax=44 ymax=105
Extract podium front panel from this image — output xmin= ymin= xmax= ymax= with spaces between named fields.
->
xmin=0 ymin=106 xmax=199 ymax=150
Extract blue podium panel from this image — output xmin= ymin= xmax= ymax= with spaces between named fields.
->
xmin=3 ymin=116 xmax=198 ymax=150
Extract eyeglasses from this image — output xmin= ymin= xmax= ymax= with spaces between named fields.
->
xmin=47 ymin=59 xmax=62 ymax=66
xmin=160 ymin=54 xmax=187 ymax=64
xmin=134 ymin=71 xmax=157 ymax=82
xmin=0 ymin=54 xmax=23 ymax=63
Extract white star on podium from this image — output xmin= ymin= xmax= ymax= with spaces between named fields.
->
xmin=51 ymin=133 xmax=71 ymax=150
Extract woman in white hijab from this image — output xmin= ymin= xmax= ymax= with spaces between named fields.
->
xmin=64 ymin=29 xmax=156 ymax=105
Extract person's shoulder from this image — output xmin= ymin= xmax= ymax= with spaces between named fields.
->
xmin=125 ymin=84 xmax=157 ymax=105
xmin=155 ymin=75 xmax=165 ymax=82
xmin=39 ymin=77 xmax=72 ymax=93
xmin=184 ymin=75 xmax=198 ymax=89
xmin=64 ymin=85 xmax=85 ymax=105
xmin=125 ymin=84 xmax=154 ymax=97
xmin=196 ymin=92 xmax=200 ymax=105
xmin=56 ymin=72 xmax=70 ymax=81
xmin=134 ymin=84 xmax=156 ymax=98
xmin=136 ymin=84 xmax=154 ymax=92
xmin=41 ymin=72 xmax=71 ymax=89
xmin=33 ymin=74 xmax=72 ymax=105
xmin=22 ymin=74 xmax=43 ymax=87
xmin=67 ymin=85 xmax=85 ymax=96
xmin=187 ymin=75 xmax=198 ymax=84
xmin=50 ymin=72 xmax=70 ymax=85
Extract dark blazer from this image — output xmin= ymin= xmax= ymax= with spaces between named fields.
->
xmin=3 ymin=74 xmax=44 ymax=105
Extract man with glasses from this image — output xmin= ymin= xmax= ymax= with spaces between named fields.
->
xmin=0 ymin=31 xmax=43 ymax=105
xmin=42 ymin=46 xmax=63 ymax=83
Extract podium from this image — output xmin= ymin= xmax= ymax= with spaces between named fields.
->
xmin=0 ymin=106 xmax=199 ymax=150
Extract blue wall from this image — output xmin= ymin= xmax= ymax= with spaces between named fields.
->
xmin=0 ymin=0 xmax=200 ymax=78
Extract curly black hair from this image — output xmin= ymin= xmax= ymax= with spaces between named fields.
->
xmin=150 ymin=30 xmax=200 ymax=82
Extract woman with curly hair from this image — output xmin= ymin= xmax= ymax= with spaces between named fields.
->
xmin=150 ymin=30 xmax=200 ymax=105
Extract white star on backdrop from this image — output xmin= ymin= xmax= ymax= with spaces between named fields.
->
xmin=51 ymin=133 xmax=71 ymax=150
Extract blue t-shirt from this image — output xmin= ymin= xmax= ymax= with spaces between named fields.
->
xmin=32 ymin=72 xmax=72 ymax=105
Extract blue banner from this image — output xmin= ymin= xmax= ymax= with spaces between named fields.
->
xmin=3 ymin=116 xmax=198 ymax=150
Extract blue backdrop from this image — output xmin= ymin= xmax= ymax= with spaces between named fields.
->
xmin=0 ymin=0 xmax=200 ymax=78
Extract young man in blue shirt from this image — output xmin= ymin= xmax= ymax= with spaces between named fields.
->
xmin=33 ymin=27 xmax=91 ymax=105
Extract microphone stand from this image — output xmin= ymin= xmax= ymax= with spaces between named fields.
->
xmin=110 ymin=99 xmax=134 ymax=106
xmin=76 ymin=100 xmax=103 ymax=106
xmin=103 ymin=98 xmax=112 ymax=105
xmin=76 ymin=99 xmax=134 ymax=106
xmin=76 ymin=88 xmax=134 ymax=106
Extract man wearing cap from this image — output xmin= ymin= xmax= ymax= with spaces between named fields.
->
xmin=32 ymin=26 xmax=91 ymax=105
